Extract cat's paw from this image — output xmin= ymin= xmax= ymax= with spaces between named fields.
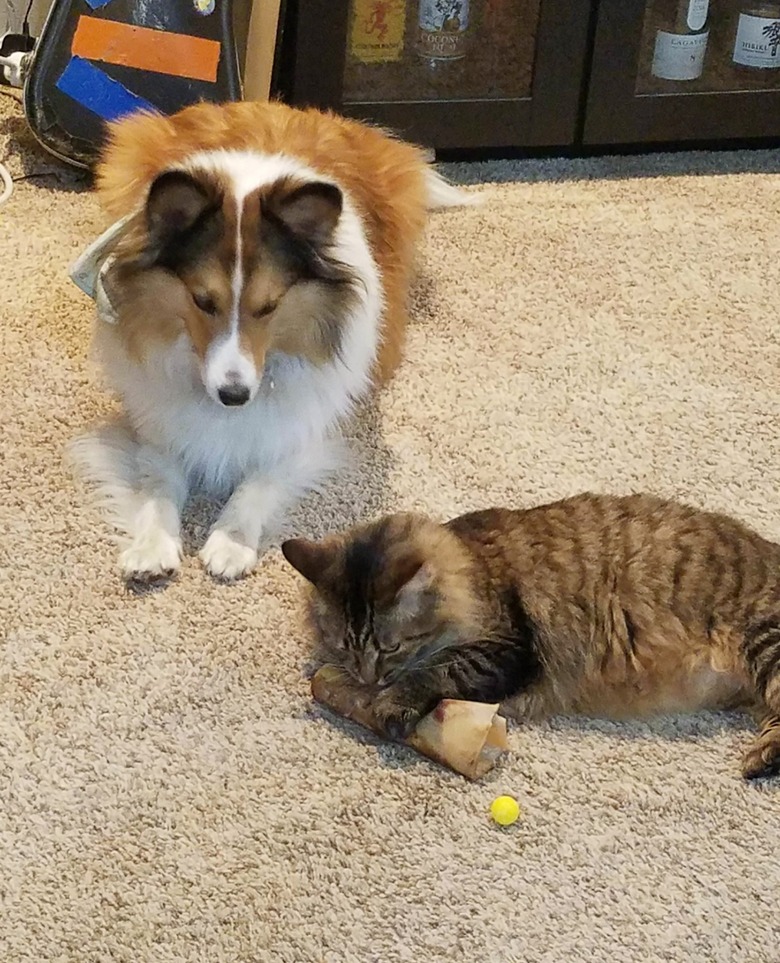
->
xmin=741 ymin=736 xmax=780 ymax=780
xmin=200 ymin=530 xmax=258 ymax=581
xmin=372 ymin=693 xmax=425 ymax=742
xmin=383 ymin=710 xmax=424 ymax=742
xmin=120 ymin=531 xmax=181 ymax=590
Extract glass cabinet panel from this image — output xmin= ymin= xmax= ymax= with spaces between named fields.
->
xmin=636 ymin=0 xmax=780 ymax=94
xmin=343 ymin=0 xmax=542 ymax=103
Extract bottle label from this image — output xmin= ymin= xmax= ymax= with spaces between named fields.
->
xmin=418 ymin=0 xmax=469 ymax=33
xmin=733 ymin=13 xmax=780 ymax=68
xmin=686 ymin=0 xmax=709 ymax=31
xmin=652 ymin=29 xmax=708 ymax=80
xmin=417 ymin=0 xmax=469 ymax=59
xmin=350 ymin=0 xmax=407 ymax=63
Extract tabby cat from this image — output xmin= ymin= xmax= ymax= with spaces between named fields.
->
xmin=282 ymin=493 xmax=780 ymax=779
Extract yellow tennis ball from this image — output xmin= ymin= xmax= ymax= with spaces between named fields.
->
xmin=490 ymin=795 xmax=521 ymax=826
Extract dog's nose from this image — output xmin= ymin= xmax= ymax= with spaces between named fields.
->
xmin=217 ymin=384 xmax=250 ymax=407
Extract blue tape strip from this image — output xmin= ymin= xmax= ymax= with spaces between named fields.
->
xmin=84 ymin=0 xmax=114 ymax=9
xmin=56 ymin=56 xmax=156 ymax=122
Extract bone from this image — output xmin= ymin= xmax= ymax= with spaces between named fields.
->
xmin=311 ymin=665 xmax=509 ymax=780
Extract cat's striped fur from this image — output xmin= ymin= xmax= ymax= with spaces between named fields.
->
xmin=282 ymin=492 xmax=780 ymax=779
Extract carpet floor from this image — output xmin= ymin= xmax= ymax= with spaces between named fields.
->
xmin=1 ymin=93 xmax=779 ymax=963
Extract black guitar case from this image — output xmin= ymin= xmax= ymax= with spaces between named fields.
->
xmin=23 ymin=0 xmax=241 ymax=169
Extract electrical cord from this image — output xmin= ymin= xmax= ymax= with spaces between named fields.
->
xmin=1 ymin=1 xmax=34 ymax=207
xmin=1 ymin=2 xmax=36 ymax=207
xmin=22 ymin=0 xmax=35 ymax=37
xmin=0 ymin=161 xmax=13 ymax=207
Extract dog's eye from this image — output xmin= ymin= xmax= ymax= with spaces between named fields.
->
xmin=193 ymin=292 xmax=217 ymax=315
xmin=252 ymin=301 xmax=278 ymax=320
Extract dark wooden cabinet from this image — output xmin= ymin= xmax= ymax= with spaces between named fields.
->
xmin=280 ymin=0 xmax=593 ymax=149
xmin=278 ymin=0 xmax=780 ymax=151
xmin=585 ymin=0 xmax=780 ymax=144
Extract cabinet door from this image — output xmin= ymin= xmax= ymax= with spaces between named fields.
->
xmin=584 ymin=0 xmax=780 ymax=144
xmin=284 ymin=0 xmax=592 ymax=149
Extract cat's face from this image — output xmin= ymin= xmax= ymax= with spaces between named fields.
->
xmin=282 ymin=514 xmax=473 ymax=686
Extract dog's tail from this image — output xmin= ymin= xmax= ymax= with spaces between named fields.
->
xmin=425 ymin=168 xmax=481 ymax=210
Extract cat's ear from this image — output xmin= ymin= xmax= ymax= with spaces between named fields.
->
xmin=392 ymin=559 xmax=436 ymax=619
xmin=281 ymin=538 xmax=337 ymax=589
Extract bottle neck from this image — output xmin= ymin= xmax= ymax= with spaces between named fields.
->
xmin=674 ymin=0 xmax=709 ymax=32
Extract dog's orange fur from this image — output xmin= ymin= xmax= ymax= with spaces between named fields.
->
xmin=96 ymin=101 xmax=432 ymax=382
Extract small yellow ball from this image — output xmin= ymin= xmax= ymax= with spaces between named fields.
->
xmin=490 ymin=795 xmax=521 ymax=826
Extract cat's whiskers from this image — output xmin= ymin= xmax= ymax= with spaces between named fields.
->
xmin=394 ymin=640 xmax=480 ymax=681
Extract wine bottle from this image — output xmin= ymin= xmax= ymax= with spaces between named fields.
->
xmin=651 ymin=0 xmax=710 ymax=81
xmin=732 ymin=4 xmax=780 ymax=68
xmin=416 ymin=0 xmax=470 ymax=61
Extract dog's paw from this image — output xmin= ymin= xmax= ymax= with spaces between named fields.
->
xmin=120 ymin=531 xmax=181 ymax=590
xmin=200 ymin=530 xmax=258 ymax=581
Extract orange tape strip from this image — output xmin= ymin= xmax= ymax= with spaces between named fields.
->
xmin=72 ymin=15 xmax=220 ymax=83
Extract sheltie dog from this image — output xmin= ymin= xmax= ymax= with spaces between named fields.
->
xmin=70 ymin=100 xmax=474 ymax=587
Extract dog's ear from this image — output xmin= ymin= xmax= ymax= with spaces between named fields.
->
xmin=282 ymin=537 xmax=339 ymax=589
xmin=144 ymin=170 xmax=222 ymax=267
xmin=265 ymin=181 xmax=343 ymax=246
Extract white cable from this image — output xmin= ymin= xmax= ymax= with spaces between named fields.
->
xmin=0 ymin=161 xmax=13 ymax=207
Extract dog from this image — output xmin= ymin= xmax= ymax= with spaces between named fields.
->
xmin=69 ymin=100 xmax=474 ymax=587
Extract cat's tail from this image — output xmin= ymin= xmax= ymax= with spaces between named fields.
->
xmin=744 ymin=618 xmax=780 ymax=709
xmin=741 ymin=618 xmax=780 ymax=778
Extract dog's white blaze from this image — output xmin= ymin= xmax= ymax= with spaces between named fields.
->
xmin=202 ymin=201 xmax=260 ymax=404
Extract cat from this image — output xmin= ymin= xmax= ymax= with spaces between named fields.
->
xmin=281 ymin=492 xmax=780 ymax=780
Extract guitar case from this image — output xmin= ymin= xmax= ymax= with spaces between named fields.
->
xmin=23 ymin=0 xmax=241 ymax=169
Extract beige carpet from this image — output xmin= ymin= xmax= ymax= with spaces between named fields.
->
xmin=2 ymin=93 xmax=780 ymax=963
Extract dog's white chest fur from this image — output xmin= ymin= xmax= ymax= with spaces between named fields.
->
xmin=94 ymin=300 xmax=376 ymax=496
